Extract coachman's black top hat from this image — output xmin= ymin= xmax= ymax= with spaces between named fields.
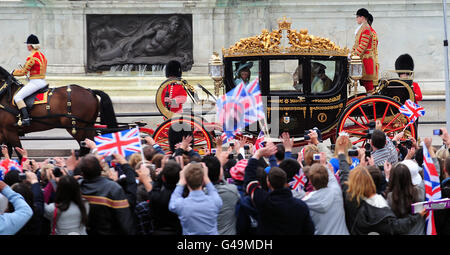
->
xmin=356 ymin=8 xmax=370 ymax=19
xmin=25 ymin=34 xmax=39 ymax=44
xmin=165 ymin=60 xmax=182 ymax=78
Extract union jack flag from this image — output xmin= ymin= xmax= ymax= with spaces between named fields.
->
xmin=216 ymin=82 xmax=252 ymax=140
xmin=289 ymin=170 xmax=307 ymax=192
xmin=254 ymin=131 xmax=265 ymax=150
xmin=422 ymin=143 xmax=441 ymax=235
xmin=244 ymin=78 xmax=265 ymax=122
xmin=399 ymin=99 xmax=425 ymax=124
xmin=94 ymin=128 xmax=143 ymax=158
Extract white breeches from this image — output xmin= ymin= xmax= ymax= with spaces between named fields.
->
xmin=13 ymin=79 xmax=47 ymax=103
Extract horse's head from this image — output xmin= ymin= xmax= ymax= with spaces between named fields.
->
xmin=0 ymin=66 xmax=22 ymax=101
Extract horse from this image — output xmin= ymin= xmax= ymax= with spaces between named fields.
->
xmin=0 ymin=66 xmax=118 ymax=160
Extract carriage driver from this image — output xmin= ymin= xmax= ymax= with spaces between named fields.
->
xmin=12 ymin=34 xmax=48 ymax=127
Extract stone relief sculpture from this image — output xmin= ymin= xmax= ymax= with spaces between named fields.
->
xmin=87 ymin=14 xmax=193 ymax=72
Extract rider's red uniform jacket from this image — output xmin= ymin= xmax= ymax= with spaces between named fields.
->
xmin=13 ymin=49 xmax=47 ymax=79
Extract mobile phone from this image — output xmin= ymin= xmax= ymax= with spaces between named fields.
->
xmin=211 ymin=148 xmax=217 ymax=155
xmin=433 ymin=129 xmax=443 ymax=136
xmin=104 ymin=155 xmax=114 ymax=163
xmin=313 ymin=153 xmax=320 ymax=161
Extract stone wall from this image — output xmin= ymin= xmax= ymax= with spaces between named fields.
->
xmin=0 ymin=0 xmax=449 ymax=84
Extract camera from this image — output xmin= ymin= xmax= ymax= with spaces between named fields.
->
xmin=313 ymin=153 xmax=321 ymax=161
xmin=229 ymin=142 xmax=234 ymax=147
xmin=74 ymin=150 xmax=80 ymax=160
xmin=19 ymin=172 xmax=26 ymax=181
xmin=146 ymin=163 xmax=156 ymax=171
xmin=141 ymin=139 xmax=147 ymax=145
xmin=48 ymin=158 xmax=55 ymax=165
xmin=348 ymin=150 xmax=358 ymax=157
xmin=364 ymin=143 xmax=372 ymax=158
xmin=400 ymin=139 xmax=413 ymax=150
xmin=211 ymin=148 xmax=217 ymax=155
xmin=304 ymin=127 xmax=322 ymax=142
xmin=80 ymin=141 xmax=87 ymax=147
xmin=244 ymin=144 xmax=250 ymax=150
xmin=366 ymin=121 xmax=376 ymax=139
xmin=53 ymin=167 xmax=63 ymax=178
xmin=433 ymin=129 xmax=443 ymax=136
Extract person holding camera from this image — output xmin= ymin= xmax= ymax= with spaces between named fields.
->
xmin=244 ymin=143 xmax=315 ymax=235
xmin=138 ymin=160 xmax=183 ymax=235
xmin=0 ymin=180 xmax=33 ymax=234
xmin=329 ymin=133 xmax=360 ymax=174
xmin=203 ymin=155 xmax=240 ymax=235
xmin=370 ymin=123 xmax=403 ymax=167
xmin=304 ymin=128 xmax=333 ymax=161
xmin=169 ymin=162 xmax=223 ymax=235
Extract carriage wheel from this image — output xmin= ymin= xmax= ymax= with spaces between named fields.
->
xmin=152 ymin=115 xmax=214 ymax=155
xmin=139 ymin=127 xmax=155 ymax=136
xmin=337 ymin=95 xmax=416 ymax=147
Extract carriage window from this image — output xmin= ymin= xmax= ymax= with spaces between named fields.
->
xmin=310 ymin=60 xmax=337 ymax=94
xmin=232 ymin=60 xmax=260 ymax=86
xmin=269 ymin=59 xmax=303 ymax=92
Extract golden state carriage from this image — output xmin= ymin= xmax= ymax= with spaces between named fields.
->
xmin=148 ymin=17 xmax=417 ymax=153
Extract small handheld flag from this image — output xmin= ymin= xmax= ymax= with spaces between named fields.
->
xmin=94 ymin=128 xmax=143 ymax=158
xmin=399 ymin=99 xmax=425 ymax=124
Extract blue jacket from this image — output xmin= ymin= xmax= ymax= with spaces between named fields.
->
xmin=0 ymin=186 xmax=33 ymax=235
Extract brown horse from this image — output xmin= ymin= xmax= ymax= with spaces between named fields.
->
xmin=0 ymin=66 xmax=117 ymax=159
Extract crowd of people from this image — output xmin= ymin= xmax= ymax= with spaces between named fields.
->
xmin=1 ymin=121 xmax=449 ymax=236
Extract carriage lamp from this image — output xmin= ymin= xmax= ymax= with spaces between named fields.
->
xmin=208 ymin=52 xmax=224 ymax=96
xmin=349 ymin=55 xmax=363 ymax=81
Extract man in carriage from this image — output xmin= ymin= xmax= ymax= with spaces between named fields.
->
xmin=351 ymin=8 xmax=379 ymax=94
xmin=12 ymin=34 xmax=48 ymax=127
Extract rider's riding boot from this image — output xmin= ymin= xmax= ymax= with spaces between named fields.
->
xmin=16 ymin=100 xmax=30 ymax=127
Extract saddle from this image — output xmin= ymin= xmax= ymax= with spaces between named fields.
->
xmin=12 ymin=85 xmax=50 ymax=110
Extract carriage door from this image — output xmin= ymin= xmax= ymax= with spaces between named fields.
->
xmin=306 ymin=57 xmax=347 ymax=138
xmin=266 ymin=57 xmax=308 ymax=138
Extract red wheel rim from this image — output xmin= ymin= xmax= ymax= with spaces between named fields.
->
xmin=153 ymin=119 xmax=212 ymax=154
xmin=338 ymin=97 xmax=416 ymax=146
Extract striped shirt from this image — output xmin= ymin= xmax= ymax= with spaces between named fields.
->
xmin=371 ymin=138 xmax=398 ymax=167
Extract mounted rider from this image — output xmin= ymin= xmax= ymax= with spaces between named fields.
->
xmin=12 ymin=34 xmax=48 ymax=127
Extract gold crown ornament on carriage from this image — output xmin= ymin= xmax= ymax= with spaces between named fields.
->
xmin=222 ymin=16 xmax=350 ymax=57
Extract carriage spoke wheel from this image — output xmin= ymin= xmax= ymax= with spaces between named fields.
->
xmin=337 ymin=96 xmax=416 ymax=147
xmin=152 ymin=116 xmax=213 ymax=155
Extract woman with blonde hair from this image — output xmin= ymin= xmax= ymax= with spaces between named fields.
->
xmin=340 ymin=164 xmax=426 ymax=235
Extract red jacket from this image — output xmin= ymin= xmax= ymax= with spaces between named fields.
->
xmin=13 ymin=50 xmax=47 ymax=79
xmin=412 ymin=81 xmax=422 ymax=102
